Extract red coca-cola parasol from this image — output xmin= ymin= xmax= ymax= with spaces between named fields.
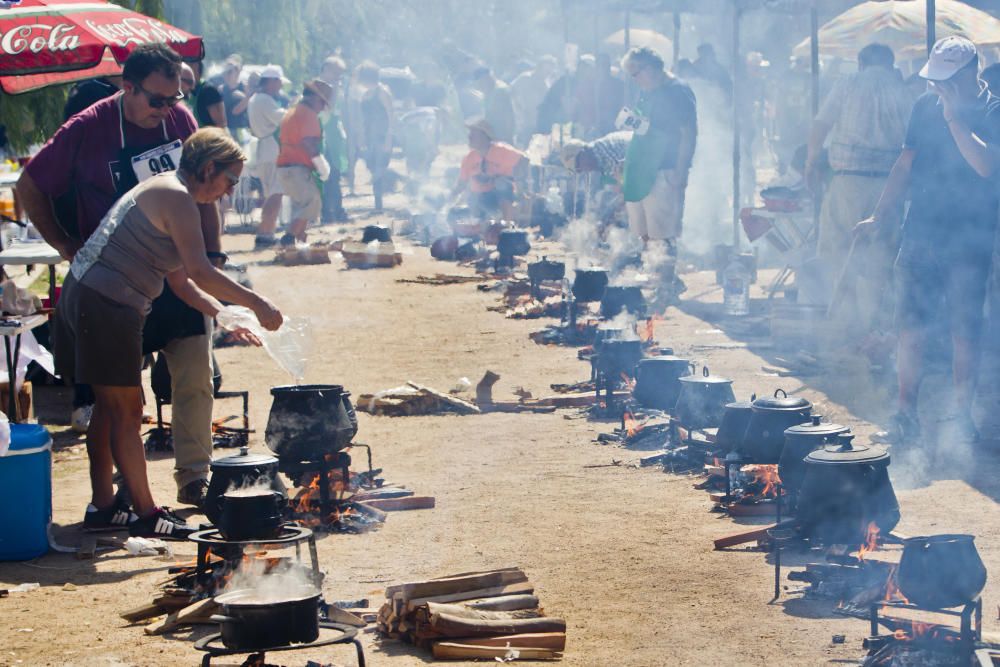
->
xmin=0 ymin=0 xmax=203 ymax=95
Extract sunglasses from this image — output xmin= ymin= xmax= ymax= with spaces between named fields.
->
xmin=221 ymin=168 xmax=240 ymax=187
xmin=135 ymin=82 xmax=184 ymax=109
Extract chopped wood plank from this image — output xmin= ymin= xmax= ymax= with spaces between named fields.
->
xmin=425 ymin=602 xmax=542 ymax=621
xmin=326 ymin=606 xmax=367 ymax=627
xmin=464 ymin=594 xmax=540 ymax=611
xmin=432 ymin=643 xmax=562 ymax=660
xmin=427 ymin=611 xmax=567 ymax=637
xmin=121 ymin=602 xmax=168 ymax=623
xmin=531 ymin=391 xmax=628 ymax=408
xmin=406 ymin=381 xmax=481 ymax=414
xmin=385 ymin=569 xmax=527 ymax=599
xmin=360 ymin=496 xmax=435 ymax=512
xmin=404 ymin=582 xmax=536 ymax=612
xmin=713 ymin=524 xmax=778 ymax=550
xmin=445 ymin=633 xmax=566 ymax=651
xmin=351 ymin=487 xmax=415 ymax=501
xmin=143 ymin=612 xmax=178 ymax=635
xmin=353 ymin=501 xmax=388 ymax=523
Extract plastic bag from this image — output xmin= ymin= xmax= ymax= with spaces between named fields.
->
xmin=217 ymin=306 xmax=311 ymax=382
xmin=0 ymin=279 xmax=41 ymax=315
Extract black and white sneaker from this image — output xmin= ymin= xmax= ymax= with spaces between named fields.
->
xmin=129 ymin=507 xmax=195 ymax=541
xmin=83 ymin=498 xmax=137 ymax=532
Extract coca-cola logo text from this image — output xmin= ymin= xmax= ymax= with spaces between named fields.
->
xmin=84 ymin=17 xmax=188 ymax=47
xmin=1 ymin=23 xmax=78 ymax=56
xmin=0 ymin=18 xmax=188 ymax=57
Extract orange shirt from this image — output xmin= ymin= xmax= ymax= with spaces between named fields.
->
xmin=459 ymin=142 xmax=525 ymax=193
xmin=277 ymin=103 xmax=322 ymax=168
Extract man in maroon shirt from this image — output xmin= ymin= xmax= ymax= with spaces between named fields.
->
xmin=17 ymin=44 xmax=224 ymax=520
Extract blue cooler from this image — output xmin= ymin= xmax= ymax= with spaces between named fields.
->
xmin=0 ymin=424 xmax=52 ymax=560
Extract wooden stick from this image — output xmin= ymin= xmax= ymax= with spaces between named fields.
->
xmin=425 ymin=602 xmax=542 ymax=621
xmin=386 ymin=569 xmax=527 ymax=600
xmin=444 ymin=633 xmax=566 ymax=651
xmin=359 ymin=496 xmax=435 ymax=512
xmin=713 ymin=524 xmax=777 ymax=550
xmin=404 ymin=582 xmax=536 ymax=612
xmin=464 ymin=594 xmax=540 ymax=611
xmin=432 ymin=643 xmax=562 ymax=660
xmin=427 ymin=611 xmax=566 ymax=637
xmin=353 ymin=501 xmax=388 ymax=523
xmin=406 ymin=381 xmax=481 ymax=414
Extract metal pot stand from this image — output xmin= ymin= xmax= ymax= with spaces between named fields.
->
xmin=194 ymin=621 xmax=365 ymax=666
xmin=188 ymin=523 xmax=320 ymax=580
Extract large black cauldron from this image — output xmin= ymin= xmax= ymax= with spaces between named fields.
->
xmin=212 ymin=586 xmax=320 ymax=649
xmin=265 ymin=385 xmax=358 ymax=461
xmin=205 ymin=447 xmax=286 ymax=525
xmin=897 ymin=534 xmax=987 ymax=609
xmin=600 ymin=285 xmax=645 ymax=319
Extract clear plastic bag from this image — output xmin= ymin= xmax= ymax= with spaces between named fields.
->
xmin=216 ymin=306 xmax=311 ymax=382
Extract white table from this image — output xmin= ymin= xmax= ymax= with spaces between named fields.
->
xmin=0 ymin=241 xmax=64 ymax=305
xmin=0 ymin=314 xmax=46 ymax=422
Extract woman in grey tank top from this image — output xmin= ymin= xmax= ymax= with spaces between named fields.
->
xmin=54 ymin=128 xmax=283 ymax=539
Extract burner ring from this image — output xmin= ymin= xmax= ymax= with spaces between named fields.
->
xmin=188 ymin=522 xmax=313 ymax=547
xmin=194 ymin=621 xmax=361 ymax=658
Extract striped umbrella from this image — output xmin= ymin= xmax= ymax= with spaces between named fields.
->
xmin=0 ymin=0 xmax=202 ymax=94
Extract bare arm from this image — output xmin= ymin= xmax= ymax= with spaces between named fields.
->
xmin=231 ymin=90 xmax=250 ymax=116
xmin=165 ymin=270 xmax=225 ymax=317
xmin=15 ymin=171 xmax=80 ymax=259
xmin=198 ymin=202 xmax=223 ymax=260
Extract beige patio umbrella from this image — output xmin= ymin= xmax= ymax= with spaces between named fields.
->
xmin=792 ymin=0 xmax=1000 ymax=63
xmin=604 ymin=28 xmax=673 ymax=58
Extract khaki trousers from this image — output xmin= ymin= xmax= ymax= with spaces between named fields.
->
xmin=162 ymin=320 xmax=214 ymax=489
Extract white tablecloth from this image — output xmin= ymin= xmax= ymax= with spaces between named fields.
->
xmin=0 ymin=241 xmax=62 ymax=266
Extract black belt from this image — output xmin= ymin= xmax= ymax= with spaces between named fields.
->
xmin=833 ymin=169 xmax=890 ymax=178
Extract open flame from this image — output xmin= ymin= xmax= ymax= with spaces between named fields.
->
xmin=745 ymin=464 xmax=782 ymax=498
xmin=639 ymin=317 xmax=656 ymax=343
xmin=883 ymin=565 xmax=910 ymax=604
xmin=623 ymin=411 xmax=643 ymax=438
xmin=620 ymin=371 xmax=636 ymax=392
xmin=857 ymin=521 xmax=880 ymax=562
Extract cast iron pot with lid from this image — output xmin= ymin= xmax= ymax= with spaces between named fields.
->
xmin=777 ymin=415 xmax=849 ymax=503
xmin=527 ymin=256 xmax=565 ymax=283
xmin=361 ymin=225 xmax=392 ymax=243
xmin=593 ymin=338 xmax=643 ymax=378
xmin=672 ymin=366 xmax=736 ymax=430
xmin=795 ymin=433 xmax=900 ymax=545
xmin=212 ymin=585 xmax=320 ymax=650
xmin=497 ymin=229 xmax=531 ymax=256
xmin=633 ymin=354 xmax=692 ymax=410
xmin=600 ymin=285 xmax=646 ymax=319
xmin=740 ymin=389 xmax=812 ymax=463
xmin=205 ymin=447 xmax=286 ymax=525
xmin=714 ymin=394 xmax=756 ymax=453
xmin=572 ymin=267 xmax=609 ymax=303
xmin=265 ymin=385 xmax=358 ymax=461
xmin=896 ymin=534 xmax=987 ymax=609
xmin=218 ymin=489 xmax=285 ymax=541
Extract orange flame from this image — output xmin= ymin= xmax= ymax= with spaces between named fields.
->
xmin=742 ymin=464 xmax=782 ymax=498
xmin=858 ymin=521 xmax=880 ymax=562
xmin=620 ymin=372 xmax=636 ymax=392
xmin=294 ymin=474 xmax=321 ymax=514
xmin=639 ymin=317 xmax=656 ymax=343
xmin=623 ymin=411 xmax=643 ymax=437
xmin=883 ymin=566 xmax=910 ymax=604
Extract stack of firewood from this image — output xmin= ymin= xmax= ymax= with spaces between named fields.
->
xmin=377 ymin=567 xmax=566 ymax=661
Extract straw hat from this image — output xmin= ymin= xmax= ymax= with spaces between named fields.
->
xmin=304 ymin=78 xmax=335 ymax=104
xmin=560 ymin=139 xmax=588 ymax=171
xmin=465 ymin=118 xmax=496 ymax=141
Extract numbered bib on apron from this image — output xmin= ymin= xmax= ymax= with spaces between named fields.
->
xmin=131 ymin=139 xmax=183 ymax=183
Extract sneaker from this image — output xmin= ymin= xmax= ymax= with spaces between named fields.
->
xmin=279 ymin=232 xmax=298 ymax=247
xmin=253 ymin=234 xmax=278 ymax=249
xmin=176 ymin=479 xmax=209 ymax=510
xmin=129 ymin=507 xmax=195 ymax=540
xmin=873 ymin=411 xmax=921 ymax=445
xmin=83 ymin=497 xmax=137 ymax=532
xmin=71 ymin=405 xmax=94 ymax=433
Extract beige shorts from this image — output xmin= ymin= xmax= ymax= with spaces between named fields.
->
xmin=278 ymin=165 xmax=321 ymax=222
xmin=256 ymin=160 xmax=283 ymax=199
xmin=626 ymin=170 xmax=685 ymax=241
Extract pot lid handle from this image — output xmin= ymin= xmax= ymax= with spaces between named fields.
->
xmin=750 ymin=393 xmax=757 ymax=401
xmin=703 ymin=366 xmax=710 ymax=377
xmin=239 ymin=446 xmax=249 ymax=457
xmin=774 ymin=388 xmax=787 ymax=398
xmin=811 ymin=415 xmax=822 ymax=426
xmin=836 ymin=433 xmax=855 ymax=451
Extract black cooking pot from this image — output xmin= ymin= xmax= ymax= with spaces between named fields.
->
xmin=593 ymin=339 xmax=643 ymax=378
xmin=218 ymin=490 xmax=285 ymax=541
xmin=714 ymin=395 xmax=756 ymax=453
xmin=897 ymin=534 xmax=987 ymax=609
xmin=212 ymin=586 xmax=320 ymax=649
xmin=741 ymin=389 xmax=812 ymax=463
xmin=527 ymin=256 xmax=565 ymax=283
xmin=673 ymin=366 xmax=736 ymax=430
xmin=497 ymin=229 xmax=530 ymax=257
xmin=600 ymin=285 xmax=646 ymax=319
xmin=361 ymin=225 xmax=392 ymax=243
xmin=265 ymin=385 xmax=358 ymax=461
xmin=795 ymin=434 xmax=900 ymax=545
xmin=778 ymin=415 xmax=848 ymax=503
xmin=572 ymin=267 xmax=609 ymax=303
xmin=205 ymin=447 xmax=286 ymax=525
xmin=633 ymin=355 xmax=692 ymax=410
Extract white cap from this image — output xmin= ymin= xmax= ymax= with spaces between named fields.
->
xmin=919 ymin=36 xmax=977 ymax=81
xmin=259 ymin=64 xmax=287 ymax=82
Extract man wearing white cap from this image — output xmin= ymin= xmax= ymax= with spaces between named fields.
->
xmin=248 ymin=65 xmax=289 ymax=248
xmin=857 ymin=36 xmax=1000 ymax=445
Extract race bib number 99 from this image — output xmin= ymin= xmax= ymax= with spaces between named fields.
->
xmin=131 ymin=139 xmax=183 ymax=183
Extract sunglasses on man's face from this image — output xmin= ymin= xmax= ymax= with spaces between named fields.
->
xmin=135 ymin=82 xmax=184 ymax=109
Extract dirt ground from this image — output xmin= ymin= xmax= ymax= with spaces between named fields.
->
xmin=3 ymin=179 xmax=1000 ymax=667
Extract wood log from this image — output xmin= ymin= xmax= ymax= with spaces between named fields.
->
xmin=531 ymin=391 xmax=628 ymax=407
xmin=429 ymin=567 xmax=524 ymax=580
xmin=326 ymin=606 xmax=368 ymax=627
xmin=443 ymin=633 xmax=566 ymax=651
xmin=143 ymin=612 xmax=177 ymax=635
xmin=427 ymin=611 xmax=566 ymax=637
xmin=476 ymin=370 xmax=501 ymax=404
xmin=385 ymin=569 xmax=527 ymax=600
xmin=406 ymin=381 xmax=481 ymax=414
xmin=121 ymin=602 xmax=168 ymax=623
xmin=404 ymin=581 xmax=536 ymax=612
xmin=353 ymin=501 xmax=388 ymax=523
xmin=144 ymin=598 xmax=219 ymax=635
xmin=432 ymin=643 xmax=562 ymax=660
xmin=464 ymin=594 xmax=540 ymax=611
xmin=359 ymin=496 xmax=435 ymax=512
xmin=425 ymin=602 xmax=542 ymax=621
xmin=713 ymin=524 xmax=778 ymax=550
xmin=352 ymin=487 xmax=414 ymax=501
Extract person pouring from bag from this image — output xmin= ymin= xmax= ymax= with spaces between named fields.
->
xmin=52 ymin=128 xmax=283 ymax=539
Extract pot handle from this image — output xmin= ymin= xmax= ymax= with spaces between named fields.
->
xmin=703 ymin=366 xmax=710 ymax=377
xmin=774 ymin=388 xmax=787 ymax=398
xmin=209 ymin=614 xmax=236 ymax=624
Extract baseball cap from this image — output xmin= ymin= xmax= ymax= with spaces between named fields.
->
xmin=919 ymin=36 xmax=977 ymax=81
